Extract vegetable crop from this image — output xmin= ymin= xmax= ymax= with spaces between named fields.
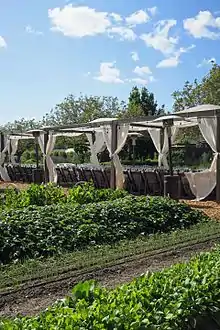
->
xmin=0 ymin=183 xmax=128 ymax=209
xmin=0 ymin=196 xmax=207 ymax=264
xmin=2 ymin=246 xmax=220 ymax=329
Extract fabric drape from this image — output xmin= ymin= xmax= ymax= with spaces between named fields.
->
xmin=39 ymin=132 xmax=57 ymax=183
xmin=10 ymin=139 xmax=19 ymax=164
xmin=148 ymin=126 xmax=179 ymax=168
xmin=102 ymin=124 xmax=129 ymax=189
xmin=185 ymin=118 xmax=217 ymax=201
xmin=86 ymin=132 xmax=106 ymax=165
xmin=0 ymin=139 xmax=11 ymax=181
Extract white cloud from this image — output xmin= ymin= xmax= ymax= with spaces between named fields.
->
xmin=149 ymin=76 xmax=156 ymax=82
xmin=25 ymin=25 xmax=43 ymax=36
xmin=131 ymin=51 xmax=139 ymax=61
xmin=126 ymin=10 xmax=150 ymax=25
xmin=128 ymin=77 xmax=148 ymax=85
xmin=156 ymin=44 xmax=195 ymax=68
xmin=184 ymin=11 xmax=220 ymax=39
xmin=197 ymin=57 xmax=216 ymax=68
xmin=148 ymin=6 xmax=158 ymax=16
xmin=133 ymin=65 xmax=152 ymax=76
xmin=110 ymin=13 xmax=122 ymax=22
xmin=109 ymin=26 xmax=136 ymax=40
xmin=0 ymin=36 xmax=6 ymax=48
xmin=48 ymin=5 xmax=111 ymax=37
xmin=95 ymin=62 xmax=124 ymax=83
xmin=140 ymin=19 xmax=178 ymax=55
xmin=157 ymin=56 xmax=179 ymax=68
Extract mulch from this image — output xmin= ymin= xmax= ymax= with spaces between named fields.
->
xmin=183 ymin=200 xmax=220 ymax=220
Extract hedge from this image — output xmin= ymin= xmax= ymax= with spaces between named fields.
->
xmin=2 ymin=246 xmax=220 ymax=329
xmin=0 ymin=196 xmax=207 ymax=264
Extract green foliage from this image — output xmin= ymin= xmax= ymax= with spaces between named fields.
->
xmin=42 ymin=94 xmax=125 ymax=126
xmin=67 ymin=182 xmax=128 ymax=204
xmin=172 ymin=63 xmax=220 ymax=145
xmin=2 ymin=184 xmax=66 ymax=208
xmin=3 ymin=246 xmax=220 ymax=329
xmin=0 ymin=196 xmax=207 ymax=264
xmin=0 ymin=183 xmax=128 ymax=210
xmin=122 ymin=86 xmax=164 ymax=119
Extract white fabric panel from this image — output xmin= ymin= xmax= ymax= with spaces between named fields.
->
xmin=114 ymin=124 xmax=130 ymax=189
xmin=38 ymin=133 xmax=57 ymax=183
xmin=0 ymin=139 xmax=11 ymax=181
xmin=10 ymin=139 xmax=19 ymax=164
xmin=185 ymin=117 xmax=217 ymax=201
xmin=148 ymin=126 xmax=179 ymax=168
xmin=102 ymin=124 xmax=129 ymax=189
xmin=86 ymin=132 xmax=106 ymax=165
xmin=148 ymin=128 xmax=164 ymax=167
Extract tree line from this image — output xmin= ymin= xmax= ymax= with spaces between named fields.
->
xmin=1 ymin=63 xmax=220 ymax=164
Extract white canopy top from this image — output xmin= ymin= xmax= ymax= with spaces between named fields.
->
xmin=177 ymin=104 xmax=220 ymax=115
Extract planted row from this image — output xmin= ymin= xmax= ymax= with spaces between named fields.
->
xmin=1 ymin=182 xmax=128 ymax=209
xmin=3 ymin=246 xmax=220 ymax=329
xmin=0 ymin=196 xmax=207 ymax=264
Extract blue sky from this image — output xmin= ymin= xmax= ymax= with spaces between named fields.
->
xmin=0 ymin=0 xmax=219 ymax=124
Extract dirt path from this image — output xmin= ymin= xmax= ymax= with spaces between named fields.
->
xmin=0 ymin=238 xmax=217 ymax=318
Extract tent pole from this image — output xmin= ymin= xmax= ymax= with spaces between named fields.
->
xmin=43 ymin=132 xmax=49 ymax=183
xmin=216 ymin=115 xmax=220 ymax=202
xmin=167 ymin=126 xmax=173 ymax=176
xmin=110 ymin=122 xmax=117 ymax=189
xmin=0 ymin=132 xmax=4 ymax=154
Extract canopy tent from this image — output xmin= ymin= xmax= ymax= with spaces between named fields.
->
xmin=41 ymin=115 xmax=196 ymax=189
xmin=0 ymin=133 xmax=34 ymax=182
xmin=176 ymin=104 xmax=220 ymax=201
xmin=2 ymin=106 xmax=219 ymax=202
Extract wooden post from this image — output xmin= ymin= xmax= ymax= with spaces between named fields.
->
xmin=216 ymin=114 xmax=220 ymax=202
xmin=0 ymin=132 xmax=4 ymax=153
xmin=110 ymin=122 xmax=117 ymax=189
xmin=43 ymin=132 xmax=49 ymax=183
xmin=167 ymin=126 xmax=173 ymax=176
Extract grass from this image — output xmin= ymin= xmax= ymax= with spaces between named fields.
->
xmin=1 ymin=220 xmax=220 ymax=292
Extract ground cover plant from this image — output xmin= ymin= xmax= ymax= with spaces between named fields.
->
xmin=0 ymin=182 xmax=128 ymax=209
xmin=0 ymin=196 xmax=207 ymax=264
xmin=1 ymin=220 xmax=219 ymax=291
xmin=2 ymin=246 xmax=220 ymax=329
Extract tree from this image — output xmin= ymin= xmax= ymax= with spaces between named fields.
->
xmin=43 ymin=94 xmax=124 ymax=126
xmin=141 ymin=87 xmax=157 ymax=116
xmin=172 ymin=63 xmax=220 ymax=145
xmin=122 ymin=86 xmax=164 ymax=119
xmin=172 ymin=63 xmax=220 ymax=112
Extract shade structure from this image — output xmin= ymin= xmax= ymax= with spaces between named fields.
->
xmin=177 ymin=104 xmax=220 ymax=116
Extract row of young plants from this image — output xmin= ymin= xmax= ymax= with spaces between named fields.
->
xmin=2 ymin=246 xmax=220 ymax=329
xmin=0 ymin=183 xmax=128 ymax=209
xmin=0 ymin=196 xmax=207 ymax=264
xmin=1 ymin=220 xmax=219 ymax=292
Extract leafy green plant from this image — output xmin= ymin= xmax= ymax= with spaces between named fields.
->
xmin=0 ymin=196 xmax=207 ymax=264
xmin=3 ymin=246 xmax=220 ymax=329
xmin=0 ymin=183 xmax=128 ymax=210
xmin=67 ymin=182 xmax=128 ymax=204
xmin=1 ymin=183 xmax=66 ymax=208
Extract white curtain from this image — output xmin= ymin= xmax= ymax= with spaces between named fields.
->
xmin=0 ymin=139 xmax=11 ymax=181
xmin=39 ymin=132 xmax=57 ymax=183
xmin=103 ymin=124 xmax=129 ymax=189
xmin=10 ymin=139 xmax=19 ymax=164
xmin=86 ymin=131 xmax=106 ymax=165
xmin=148 ymin=126 xmax=179 ymax=168
xmin=185 ymin=117 xmax=217 ymax=201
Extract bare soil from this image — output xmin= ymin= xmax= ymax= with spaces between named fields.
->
xmin=0 ymin=239 xmax=217 ymax=318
